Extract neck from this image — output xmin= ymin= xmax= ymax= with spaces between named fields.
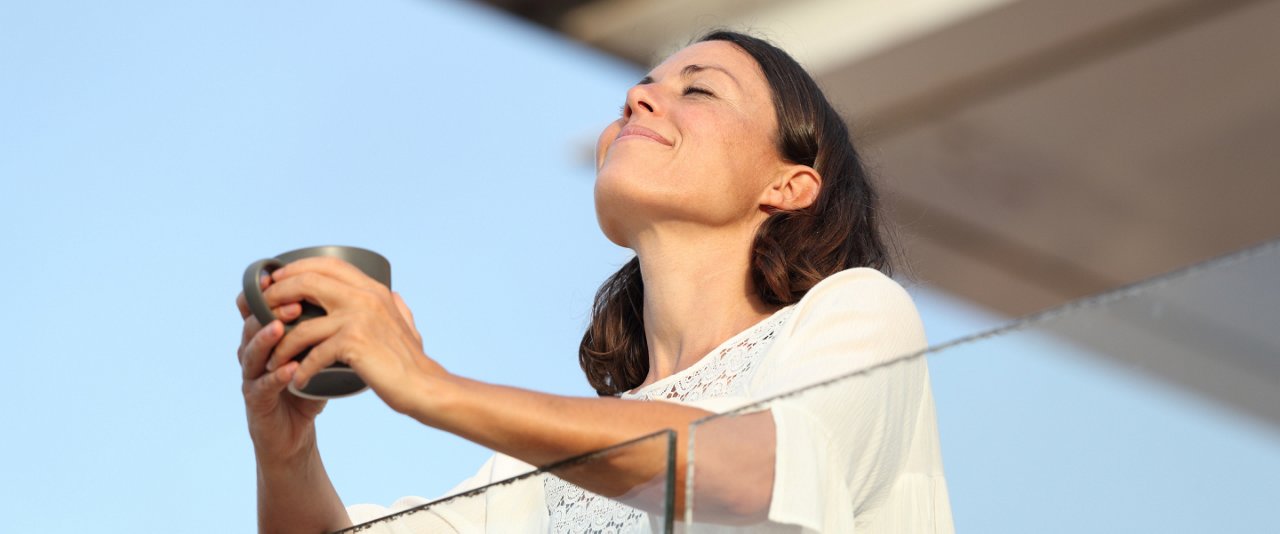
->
xmin=632 ymin=222 xmax=777 ymax=388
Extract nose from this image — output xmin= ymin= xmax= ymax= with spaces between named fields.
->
xmin=621 ymin=83 xmax=657 ymax=120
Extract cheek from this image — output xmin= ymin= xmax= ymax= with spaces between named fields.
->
xmin=698 ymin=118 xmax=763 ymax=180
xmin=694 ymin=120 xmax=779 ymax=212
xmin=595 ymin=120 xmax=622 ymax=170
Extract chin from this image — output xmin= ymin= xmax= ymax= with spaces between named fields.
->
xmin=594 ymin=175 xmax=637 ymax=249
xmin=596 ymin=217 xmax=631 ymax=249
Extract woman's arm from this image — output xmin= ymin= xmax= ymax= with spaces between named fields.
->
xmin=237 ymin=287 xmax=351 ymax=534
xmin=430 ymin=378 xmax=782 ymax=521
xmin=259 ymin=257 xmax=776 ymax=517
xmin=416 ymin=375 xmax=713 ymax=511
xmin=417 ymin=379 xmax=778 ymax=521
xmin=255 ymin=433 xmax=350 ymax=534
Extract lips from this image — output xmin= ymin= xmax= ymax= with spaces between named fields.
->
xmin=615 ymin=124 xmax=673 ymax=146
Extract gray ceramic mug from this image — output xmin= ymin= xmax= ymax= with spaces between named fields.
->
xmin=242 ymin=245 xmax=391 ymax=399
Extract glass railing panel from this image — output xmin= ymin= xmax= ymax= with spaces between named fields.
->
xmin=685 ymin=358 xmax=946 ymax=532
xmin=687 ymin=240 xmax=1280 ymax=532
xmin=339 ymin=429 xmax=675 ymax=533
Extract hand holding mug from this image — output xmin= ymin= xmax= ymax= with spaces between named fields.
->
xmin=236 ymin=277 xmax=327 ymax=464
xmin=242 ymin=246 xmax=392 ymax=399
xmin=244 ymin=247 xmax=442 ymax=415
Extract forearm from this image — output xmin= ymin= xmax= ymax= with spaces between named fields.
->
xmin=411 ymin=375 xmax=708 ymax=505
xmin=256 ymin=442 xmax=351 ymax=534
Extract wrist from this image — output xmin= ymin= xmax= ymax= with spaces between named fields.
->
xmin=403 ymin=369 xmax=468 ymax=430
xmin=253 ymin=433 xmax=319 ymax=474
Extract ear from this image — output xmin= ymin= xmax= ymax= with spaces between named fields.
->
xmin=759 ymin=164 xmax=822 ymax=212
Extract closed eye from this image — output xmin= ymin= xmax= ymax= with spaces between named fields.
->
xmin=683 ymin=86 xmax=715 ymax=97
xmin=617 ymin=85 xmax=714 ymax=116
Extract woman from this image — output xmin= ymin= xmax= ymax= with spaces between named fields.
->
xmin=235 ymin=31 xmax=952 ymax=533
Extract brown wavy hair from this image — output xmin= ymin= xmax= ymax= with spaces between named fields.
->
xmin=578 ymin=30 xmax=893 ymax=396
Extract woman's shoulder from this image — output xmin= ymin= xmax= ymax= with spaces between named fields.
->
xmin=763 ymin=267 xmax=927 ymax=377
xmin=743 ymin=267 xmax=927 ymax=398
xmin=792 ymin=267 xmax=919 ymax=320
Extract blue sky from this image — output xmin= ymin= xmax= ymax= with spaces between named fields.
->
xmin=1 ymin=1 xmax=1276 ymax=532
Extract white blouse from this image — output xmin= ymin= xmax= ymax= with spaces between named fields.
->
xmin=346 ymin=268 xmax=954 ymax=533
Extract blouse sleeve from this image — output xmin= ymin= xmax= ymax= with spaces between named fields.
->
xmin=756 ymin=268 xmax=931 ymax=532
xmin=344 ymin=453 xmax=543 ymax=533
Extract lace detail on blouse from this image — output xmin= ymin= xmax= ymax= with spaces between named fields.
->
xmin=542 ymin=482 xmax=649 ymax=534
xmin=543 ymin=307 xmax=795 ymax=533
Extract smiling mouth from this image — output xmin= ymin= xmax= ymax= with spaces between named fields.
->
xmin=615 ymin=125 xmax=672 ymax=146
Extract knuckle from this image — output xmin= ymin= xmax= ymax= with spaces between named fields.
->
xmin=338 ymin=345 xmax=360 ymax=366
xmin=342 ymin=327 xmax=365 ymax=345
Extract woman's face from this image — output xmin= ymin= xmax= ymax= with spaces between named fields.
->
xmin=594 ymin=40 xmax=788 ymax=247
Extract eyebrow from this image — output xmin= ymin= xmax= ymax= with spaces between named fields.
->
xmin=637 ymin=63 xmax=741 ymax=87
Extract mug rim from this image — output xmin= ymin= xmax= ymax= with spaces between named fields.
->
xmin=276 ymin=244 xmax=385 ymax=260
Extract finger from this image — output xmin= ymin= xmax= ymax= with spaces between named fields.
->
xmin=261 ymin=271 xmax=352 ymax=312
xmin=267 ymin=315 xmax=342 ymax=372
xmin=242 ymin=320 xmax=285 ymax=381
xmin=239 ymin=303 xmax=303 ymax=348
xmin=239 ymin=314 xmax=263 ymax=356
xmin=392 ymin=292 xmax=422 ymax=343
xmin=245 ymin=360 xmax=300 ymax=408
xmin=291 ymin=335 xmax=348 ymax=392
xmin=272 ymin=256 xmax=384 ymax=292
xmin=236 ymin=274 xmax=274 ymax=319
xmin=276 ymin=302 xmax=303 ymax=321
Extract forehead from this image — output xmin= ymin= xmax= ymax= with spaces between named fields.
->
xmin=651 ymin=41 xmax=768 ymax=92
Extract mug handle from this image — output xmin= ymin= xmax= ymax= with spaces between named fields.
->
xmin=242 ymin=258 xmax=285 ymax=329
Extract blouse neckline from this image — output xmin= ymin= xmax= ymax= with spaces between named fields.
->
xmin=621 ymin=305 xmax=795 ymax=399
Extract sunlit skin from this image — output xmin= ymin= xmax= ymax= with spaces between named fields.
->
xmin=595 ymin=40 xmax=812 ymax=249
xmin=236 ymin=40 xmax=821 ymax=533
xmin=593 ymin=40 xmax=821 ymax=383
